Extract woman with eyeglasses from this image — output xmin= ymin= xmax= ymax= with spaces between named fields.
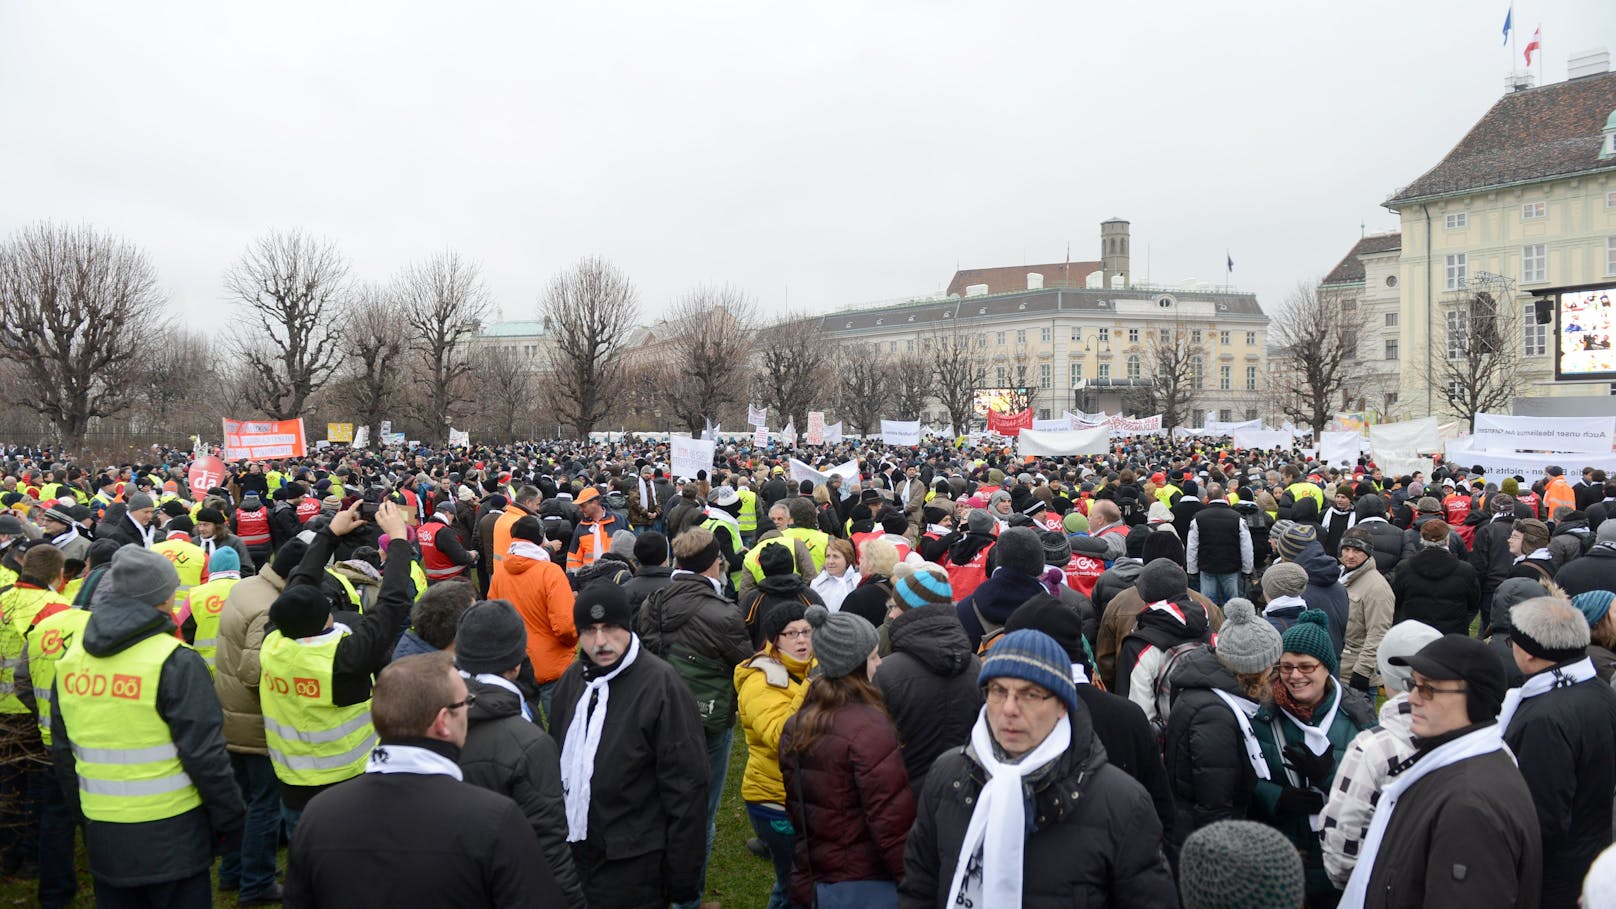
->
xmin=734 ymin=601 xmax=818 ymax=909
xmin=1250 ymin=610 xmax=1376 ymax=908
xmin=778 ymin=605 xmax=914 ymax=909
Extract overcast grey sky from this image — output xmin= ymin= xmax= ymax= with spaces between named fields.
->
xmin=4 ymin=1 xmax=1614 ymax=328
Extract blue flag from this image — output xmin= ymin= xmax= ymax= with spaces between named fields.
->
xmin=1227 ymin=253 xmax=1234 ymax=272
xmin=1502 ymin=4 xmax=1512 ymax=44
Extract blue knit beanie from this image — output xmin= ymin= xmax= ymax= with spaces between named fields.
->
xmin=1573 ymin=590 xmax=1616 ymax=628
xmin=208 ymin=546 xmax=240 ymax=574
xmin=1280 ymin=609 xmax=1338 ymax=675
xmin=978 ymin=629 xmax=1080 ymax=717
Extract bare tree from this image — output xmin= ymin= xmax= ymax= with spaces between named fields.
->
xmin=0 ymin=222 xmax=167 ymax=451
xmin=757 ymin=316 xmax=831 ymax=431
xmin=540 ymin=257 xmax=640 ymax=436
xmin=1140 ymin=320 xmax=1207 ymax=431
xmin=891 ymin=351 xmax=931 ymax=421
xmin=930 ymin=322 xmax=988 ymax=434
xmin=835 ymin=343 xmax=893 ymax=435
xmin=657 ymin=286 xmax=756 ymax=434
xmin=337 ymin=284 xmax=409 ymax=436
xmin=474 ymin=345 xmax=538 ymax=442
xmin=1426 ymin=276 xmax=1524 ymax=430
xmin=397 ymin=251 xmax=491 ymax=440
xmin=989 ymin=336 xmax=1036 ymax=412
xmin=225 ymin=229 xmax=350 ymax=419
xmin=1269 ymin=280 xmax=1365 ymax=434
xmin=133 ymin=328 xmax=215 ymax=437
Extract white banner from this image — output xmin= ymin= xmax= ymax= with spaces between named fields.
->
xmin=748 ymin=404 xmax=768 ymax=427
xmin=1445 ymin=441 xmax=1616 ymax=477
xmin=789 ymin=457 xmax=859 ymax=496
xmin=1205 ymin=418 xmax=1263 ymax=435
xmin=1107 ymin=414 xmax=1163 ymax=435
xmin=1017 ymin=426 xmax=1112 ymax=457
xmin=353 ymin=426 xmax=370 ymax=449
xmin=753 ymin=426 xmax=768 ymax=448
xmin=1319 ymin=430 xmax=1367 ymax=468
xmin=1231 ymin=428 xmax=1300 ymax=450
xmin=1470 ymin=412 xmax=1616 ymax=454
xmin=824 ymin=421 xmax=843 ymax=443
xmin=781 ymin=421 xmax=797 ymax=446
xmin=880 ymin=419 xmax=922 ymax=446
xmin=671 ymin=435 xmax=716 ymax=481
xmin=1031 ymin=417 xmax=1071 ymax=432
xmin=701 ymin=419 xmax=719 ymax=442
xmin=1369 ymin=417 xmax=1441 ymax=455
xmin=806 ymin=411 xmax=826 ymax=446
xmin=1376 ymin=454 xmax=1435 ymax=477
xmin=448 ymin=428 xmax=469 ymax=447
xmin=1068 ymin=409 xmax=1107 ymax=424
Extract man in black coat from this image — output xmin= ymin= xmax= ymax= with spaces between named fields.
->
xmin=285 ymin=652 xmax=563 ymax=907
xmin=553 ymin=584 xmax=708 ymax=908
xmin=1555 ymin=522 xmax=1616 ymax=596
xmin=1469 ymin=494 xmax=1520 ymax=626
xmin=94 ymin=495 xmax=156 ymax=549
xmin=1502 ymin=597 xmax=1616 ymax=909
xmin=874 ymin=600 xmax=983 ymax=793
xmin=453 ymin=601 xmax=585 ymax=906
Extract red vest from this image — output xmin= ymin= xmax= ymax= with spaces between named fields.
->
xmin=235 ymin=508 xmax=271 ymax=547
xmin=1516 ymin=491 xmax=1540 ymax=519
xmin=1062 ymin=552 xmax=1106 ymax=598
xmin=945 ymin=542 xmax=993 ymax=602
xmin=295 ymin=498 xmax=321 ymax=524
xmin=1443 ymin=494 xmax=1472 ymax=526
xmin=850 ymin=530 xmax=883 ymax=565
xmin=417 ymin=520 xmax=464 ymax=581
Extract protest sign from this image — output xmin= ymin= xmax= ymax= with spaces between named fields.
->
xmin=326 ymin=422 xmax=354 ymax=443
xmin=671 ymin=435 xmax=716 ymax=481
xmin=807 ymin=412 xmax=826 ymax=446
xmin=986 ymin=409 xmax=1033 ymax=436
xmin=880 ymin=419 xmax=921 ymax=446
xmin=1470 ymin=413 xmax=1616 ymax=454
xmin=748 ymin=404 xmax=768 ymax=427
xmin=187 ymin=455 xmax=226 ymax=494
xmin=1018 ymin=426 xmax=1111 ymax=457
xmin=222 ymin=418 xmax=307 ymax=461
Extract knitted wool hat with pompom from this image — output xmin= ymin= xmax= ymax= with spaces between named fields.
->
xmin=1214 ymin=598 xmax=1283 ymax=675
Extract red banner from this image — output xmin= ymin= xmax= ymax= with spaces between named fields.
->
xmin=987 ymin=409 xmax=1033 ymax=436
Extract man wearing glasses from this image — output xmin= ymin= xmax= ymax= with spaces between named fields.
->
xmin=899 ymin=629 xmax=1176 ymax=907
xmin=1338 ymin=634 xmax=1541 ymax=908
xmin=285 ymin=652 xmax=563 ymax=907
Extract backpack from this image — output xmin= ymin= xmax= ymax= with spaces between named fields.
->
xmin=1241 ymin=507 xmax=1272 ymax=536
xmin=1150 ymin=640 xmax=1208 ymax=746
xmin=972 ymin=602 xmax=1005 ymax=656
xmin=643 ymin=587 xmax=738 ymax=736
xmin=1118 ymin=496 xmax=1147 ymax=527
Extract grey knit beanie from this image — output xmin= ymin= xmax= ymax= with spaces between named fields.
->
xmin=1273 ymin=523 xmax=1318 ymax=561
xmin=966 ymin=509 xmax=996 ymax=535
xmin=105 ymin=546 xmax=181 ymax=607
xmin=454 ymin=599 xmax=528 ymax=674
xmin=1261 ymin=561 xmax=1309 ymax=599
xmin=1214 ymin=598 xmax=1283 ymax=674
xmin=1179 ymin=820 xmax=1304 ymax=909
xmin=994 ymin=527 xmax=1046 ymax=577
xmin=1136 ymin=557 xmax=1188 ymax=602
xmin=804 ymin=604 xmax=878 ymax=679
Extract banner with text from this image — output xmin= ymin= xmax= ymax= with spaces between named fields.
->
xmin=987 ymin=409 xmax=1033 ymax=436
xmin=881 ymin=419 xmax=922 ymax=446
xmin=1018 ymin=426 xmax=1112 ymax=457
xmin=1470 ymin=412 xmax=1616 ymax=454
xmin=789 ymin=458 xmax=859 ymax=498
xmin=1031 ymin=417 xmax=1071 ymax=432
xmin=671 ymin=435 xmax=717 ymax=481
xmin=1369 ymin=417 xmax=1441 ymax=456
xmin=748 ymin=404 xmax=768 ymax=427
xmin=1106 ymin=414 xmax=1163 ymax=435
xmin=353 ymin=426 xmax=370 ymax=449
xmin=807 ymin=411 xmax=826 ymax=446
xmin=753 ymin=426 xmax=768 ymax=448
xmin=326 ymin=422 xmax=354 ymax=443
xmin=1444 ymin=441 xmax=1616 ymax=477
xmin=222 ymin=418 xmax=307 ymax=461
xmin=1319 ymin=431 xmax=1368 ymax=468
xmin=448 ymin=428 xmax=469 ymax=447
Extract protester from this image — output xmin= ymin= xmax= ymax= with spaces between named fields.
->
xmin=488 ymin=514 xmax=575 ymax=717
xmin=284 ymin=652 xmax=564 ymax=907
xmin=809 ymin=537 xmax=860 ymax=613
xmin=1390 ymin=517 xmax=1480 ymax=634
xmin=1338 ymin=527 xmax=1395 ymax=695
xmin=1178 ymin=820 xmax=1304 ymax=909
xmin=874 ymin=586 xmax=982 ymax=793
xmin=898 ymin=628 xmax=1177 ymax=907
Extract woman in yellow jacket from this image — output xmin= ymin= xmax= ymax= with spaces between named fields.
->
xmin=734 ymin=601 xmax=815 ymax=909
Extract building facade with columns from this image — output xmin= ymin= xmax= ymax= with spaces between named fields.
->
xmin=820 ymin=220 xmax=1270 ymax=427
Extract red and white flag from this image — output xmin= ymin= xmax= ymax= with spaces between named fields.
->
xmin=1524 ymin=26 xmax=1541 ymax=66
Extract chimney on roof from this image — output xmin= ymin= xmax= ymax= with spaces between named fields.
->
xmin=1569 ymin=48 xmax=1611 ymax=80
xmin=1505 ymin=71 xmax=1536 ymax=93
xmin=1027 ymin=273 xmax=1044 ymax=290
xmin=965 ymin=283 xmax=989 ymax=297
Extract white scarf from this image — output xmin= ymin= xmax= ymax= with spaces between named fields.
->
xmin=948 ymin=710 xmax=1072 ymax=909
xmin=1264 ymin=594 xmax=1307 ymax=616
xmin=463 ymin=670 xmax=533 ymax=723
xmin=1497 ymin=656 xmax=1596 ymax=732
xmin=560 ymin=633 xmax=641 ymax=842
xmin=507 ymin=539 xmax=550 ymax=562
xmin=365 ymin=743 xmax=463 ymax=780
xmin=1283 ymin=680 xmax=1342 ymax=757
xmin=1071 ymin=662 xmax=1089 ymax=685
xmin=638 ymin=476 xmax=656 ymax=508
xmin=1339 ymin=722 xmax=1508 ymax=908
xmin=1211 ymin=689 xmax=1270 ymax=780
xmin=129 ymin=513 xmax=154 ymax=547
xmin=50 ymin=525 xmax=79 ymax=548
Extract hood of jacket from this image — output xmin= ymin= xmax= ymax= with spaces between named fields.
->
xmin=1101 ymin=558 xmax=1142 ymax=587
xmin=969 ymin=569 xmax=1048 ymax=624
xmin=1293 ymin=542 xmax=1342 ymax=587
xmin=888 ymin=603 xmax=975 ymax=678
xmin=464 ymin=674 xmax=526 ymax=725
xmin=1377 ymin=692 xmax=1415 ymax=739
xmin=1291 ymin=497 xmax=1320 ymax=523
xmin=1406 ymin=545 xmax=1459 ymax=580
xmin=1070 ymin=534 xmax=1111 ymax=558
xmin=649 ymin=573 xmax=729 ymax=632
xmin=82 ymin=594 xmax=181 ymax=658
xmin=1352 ymin=494 xmax=1386 ymax=521
xmin=1173 ymin=644 xmax=1246 ymax=695
xmin=1133 ymin=594 xmax=1210 ymax=643
xmin=948 ymin=531 xmax=995 ymax=565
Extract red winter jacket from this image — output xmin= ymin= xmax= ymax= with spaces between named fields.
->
xmin=779 ymin=703 xmax=915 ymax=904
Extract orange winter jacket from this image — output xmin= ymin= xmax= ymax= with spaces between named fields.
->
xmin=488 ymin=545 xmax=577 ymax=684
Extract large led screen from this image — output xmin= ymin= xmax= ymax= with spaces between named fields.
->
xmin=1557 ymin=286 xmax=1616 ymax=380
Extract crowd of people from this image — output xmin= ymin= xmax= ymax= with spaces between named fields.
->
xmin=2 ymin=434 xmax=1616 ymax=908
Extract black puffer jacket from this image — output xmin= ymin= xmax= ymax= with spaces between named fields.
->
xmin=872 ymin=605 xmax=982 ymax=790
xmin=1400 ymin=513 xmax=1468 ymax=560
xmin=458 ymin=675 xmax=585 ymax=906
xmin=1292 ymin=542 xmax=1349 ymax=655
xmin=1390 ymin=546 xmax=1479 ymax=635
xmin=1469 ymin=514 xmax=1518 ymax=593
xmin=1555 ymin=541 xmax=1616 ymax=596
xmin=898 ymin=703 xmax=1177 ymax=909
xmin=1350 ymin=498 xmax=1404 ymax=576
xmin=1161 ymin=647 xmax=1255 ymax=865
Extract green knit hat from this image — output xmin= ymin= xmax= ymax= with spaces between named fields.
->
xmin=1280 ymin=609 xmax=1337 ymax=675
xmin=1179 ymin=820 xmax=1304 ymax=909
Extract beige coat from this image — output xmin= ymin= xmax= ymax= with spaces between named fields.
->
xmin=1340 ymin=560 xmax=1396 ymax=688
xmin=213 ymin=564 xmax=286 ymax=754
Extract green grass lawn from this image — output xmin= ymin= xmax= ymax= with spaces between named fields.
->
xmin=0 ymin=734 xmax=775 ymax=907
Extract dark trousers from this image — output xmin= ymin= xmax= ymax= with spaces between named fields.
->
xmin=92 ymin=869 xmax=211 ymax=909
xmin=747 ymin=802 xmax=801 ymax=909
xmin=37 ymin=766 xmax=77 ymax=909
xmin=0 ymin=715 xmax=42 ymax=871
xmin=571 ymin=845 xmax=665 ymax=909
xmin=218 ymin=752 xmax=280 ymax=897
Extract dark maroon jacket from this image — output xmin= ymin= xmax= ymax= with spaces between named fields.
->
xmin=780 ymin=703 xmax=916 ymax=904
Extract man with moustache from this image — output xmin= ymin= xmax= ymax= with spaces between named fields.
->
xmin=547 ymin=583 xmax=708 ymax=909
